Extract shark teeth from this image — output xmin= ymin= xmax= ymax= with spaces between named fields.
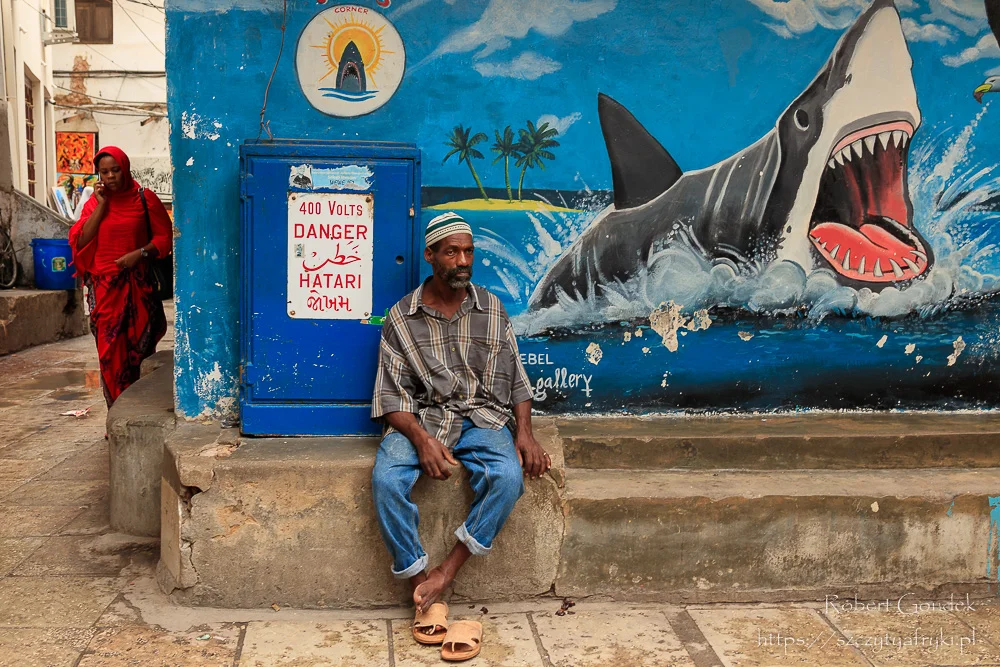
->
xmin=873 ymin=260 xmax=883 ymax=278
xmin=858 ymin=256 xmax=866 ymax=275
xmin=829 ymin=244 xmax=840 ymax=260
xmin=889 ymin=259 xmax=904 ymax=278
xmin=842 ymin=248 xmax=851 ymax=271
xmin=851 ymin=140 xmax=865 ymax=160
xmin=903 ymin=257 xmax=920 ymax=273
xmin=828 ymin=127 xmax=911 ymax=170
xmin=912 ymin=249 xmax=927 ymax=262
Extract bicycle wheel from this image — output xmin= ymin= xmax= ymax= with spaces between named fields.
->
xmin=0 ymin=225 xmax=18 ymax=289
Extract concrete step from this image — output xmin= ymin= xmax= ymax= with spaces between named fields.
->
xmin=557 ymin=467 xmax=1000 ymax=602
xmin=557 ymin=413 xmax=1000 ymax=470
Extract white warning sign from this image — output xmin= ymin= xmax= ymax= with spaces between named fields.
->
xmin=287 ymin=192 xmax=373 ymax=319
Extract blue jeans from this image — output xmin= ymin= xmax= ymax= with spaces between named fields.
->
xmin=371 ymin=419 xmax=525 ymax=578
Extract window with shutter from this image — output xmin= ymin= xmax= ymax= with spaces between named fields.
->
xmin=75 ymin=0 xmax=112 ymax=44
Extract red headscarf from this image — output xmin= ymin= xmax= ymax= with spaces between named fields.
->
xmin=69 ymin=146 xmax=172 ymax=276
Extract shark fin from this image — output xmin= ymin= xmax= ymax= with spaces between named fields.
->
xmin=599 ymin=93 xmax=683 ymax=210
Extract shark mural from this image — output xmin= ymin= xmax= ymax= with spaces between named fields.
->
xmin=530 ymin=0 xmax=931 ymax=311
xmin=168 ymin=0 xmax=1000 ymax=417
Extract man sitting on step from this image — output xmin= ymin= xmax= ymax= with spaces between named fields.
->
xmin=371 ymin=211 xmax=550 ymax=658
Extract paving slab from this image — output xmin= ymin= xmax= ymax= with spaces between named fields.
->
xmin=0 ymin=627 xmax=96 ymax=667
xmin=4 ymin=480 xmax=107 ymax=506
xmin=688 ymin=607 xmax=870 ymax=667
xmin=824 ymin=601 xmax=1000 ymax=666
xmin=241 ymin=619 xmax=389 ymax=666
xmin=0 ymin=504 xmax=82 ymax=537
xmin=0 ymin=432 xmax=99 ymax=461
xmin=0 ymin=537 xmax=43 ymax=576
xmin=77 ymin=623 xmax=240 ymax=666
xmin=0 ymin=458 xmax=56 ymax=479
xmin=59 ymin=494 xmax=111 ymax=535
xmin=533 ymin=608 xmax=694 ymax=667
xmin=392 ymin=613 xmax=544 ymax=667
xmin=0 ymin=478 xmax=26 ymax=498
xmin=12 ymin=535 xmax=133 ymax=575
xmin=35 ymin=444 xmax=109 ymax=481
xmin=0 ymin=576 xmax=119 ymax=627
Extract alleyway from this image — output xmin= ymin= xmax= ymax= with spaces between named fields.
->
xmin=3 ymin=308 xmax=1000 ymax=665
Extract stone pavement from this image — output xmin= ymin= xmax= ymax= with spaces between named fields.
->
xmin=5 ymin=304 xmax=1000 ymax=665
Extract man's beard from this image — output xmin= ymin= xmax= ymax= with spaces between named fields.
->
xmin=444 ymin=266 xmax=472 ymax=289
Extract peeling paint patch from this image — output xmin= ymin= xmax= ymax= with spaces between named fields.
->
xmin=870 ymin=501 xmax=879 ymax=513
xmin=947 ymin=336 xmax=966 ymax=366
xmin=915 ymin=355 xmax=923 ymax=363
xmin=686 ymin=309 xmax=712 ymax=332
xmin=623 ymin=331 xmax=631 ymax=343
xmin=180 ymin=111 xmax=222 ymax=141
xmin=876 ymin=335 xmax=888 ymax=348
xmin=904 ymin=343 xmax=916 ymax=355
xmin=738 ymin=331 xmax=754 ymax=341
xmin=634 ymin=329 xmax=643 ymax=338
xmin=185 ymin=157 xmax=194 ymax=167
xmin=585 ymin=342 xmax=602 ymax=365
xmin=195 ymin=362 xmax=224 ymax=397
xmin=649 ymin=301 xmax=685 ymax=352
xmin=947 ymin=500 xmax=955 ymax=517
xmin=642 ymin=347 xmax=650 ymax=354
xmin=649 ymin=301 xmax=712 ymax=352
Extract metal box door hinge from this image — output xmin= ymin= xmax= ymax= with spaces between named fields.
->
xmin=243 ymin=362 xmax=258 ymax=385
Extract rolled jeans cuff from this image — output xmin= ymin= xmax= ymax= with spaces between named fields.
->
xmin=455 ymin=523 xmax=491 ymax=557
xmin=392 ymin=553 xmax=428 ymax=579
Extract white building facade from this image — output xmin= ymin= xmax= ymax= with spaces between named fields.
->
xmin=0 ymin=0 xmax=59 ymax=201
xmin=50 ymin=0 xmax=169 ymax=213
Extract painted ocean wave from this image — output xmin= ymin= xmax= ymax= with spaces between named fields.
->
xmin=319 ymin=88 xmax=379 ymax=102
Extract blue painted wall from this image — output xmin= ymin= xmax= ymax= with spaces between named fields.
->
xmin=167 ymin=0 xmax=1000 ymax=418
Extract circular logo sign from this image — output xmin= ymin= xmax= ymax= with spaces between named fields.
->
xmin=295 ymin=4 xmax=405 ymax=118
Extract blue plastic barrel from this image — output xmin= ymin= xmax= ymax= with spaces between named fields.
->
xmin=31 ymin=238 xmax=77 ymax=290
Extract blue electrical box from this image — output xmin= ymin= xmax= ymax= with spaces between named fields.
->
xmin=240 ymin=140 xmax=421 ymax=436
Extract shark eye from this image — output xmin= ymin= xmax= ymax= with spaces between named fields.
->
xmin=794 ymin=109 xmax=810 ymax=131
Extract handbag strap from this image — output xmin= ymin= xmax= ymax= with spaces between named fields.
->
xmin=138 ymin=186 xmax=152 ymax=245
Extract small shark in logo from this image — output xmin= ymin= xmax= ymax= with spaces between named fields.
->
xmin=530 ymin=0 xmax=931 ymax=311
xmin=337 ymin=41 xmax=367 ymax=93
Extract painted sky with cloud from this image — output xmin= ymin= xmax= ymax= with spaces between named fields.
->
xmin=375 ymin=0 xmax=1000 ymax=188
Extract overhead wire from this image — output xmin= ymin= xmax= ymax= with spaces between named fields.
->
xmin=50 ymin=101 xmax=166 ymax=118
xmin=257 ymin=0 xmax=288 ymax=141
xmin=113 ymin=0 xmax=164 ymax=55
xmin=52 ymin=82 xmax=162 ymax=106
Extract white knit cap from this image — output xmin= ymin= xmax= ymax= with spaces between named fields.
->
xmin=425 ymin=211 xmax=473 ymax=248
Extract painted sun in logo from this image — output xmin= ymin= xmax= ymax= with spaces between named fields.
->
xmin=313 ymin=13 xmax=393 ymax=89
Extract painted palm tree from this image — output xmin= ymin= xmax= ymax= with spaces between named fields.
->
xmin=514 ymin=121 xmax=560 ymax=201
xmin=491 ymin=126 xmax=518 ymax=202
xmin=443 ymin=125 xmax=490 ymax=201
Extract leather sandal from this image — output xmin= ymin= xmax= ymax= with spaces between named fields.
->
xmin=412 ymin=601 xmax=449 ymax=645
xmin=440 ymin=620 xmax=482 ymax=662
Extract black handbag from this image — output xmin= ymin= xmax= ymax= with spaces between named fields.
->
xmin=138 ymin=186 xmax=174 ymax=301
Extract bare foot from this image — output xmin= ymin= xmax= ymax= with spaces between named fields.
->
xmin=413 ymin=567 xmax=453 ymax=614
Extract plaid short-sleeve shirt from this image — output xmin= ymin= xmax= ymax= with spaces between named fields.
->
xmin=371 ymin=281 xmax=534 ymax=447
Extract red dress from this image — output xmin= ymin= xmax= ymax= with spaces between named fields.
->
xmin=69 ymin=146 xmax=172 ymax=406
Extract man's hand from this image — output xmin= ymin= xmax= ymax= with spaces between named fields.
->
xmin=515 ymin=431 xmax=550 ymax=480
xmin=414 ymin=436 xmax=458 ymax=481
xmin=115 ymin=249 xmax=142 ymax=270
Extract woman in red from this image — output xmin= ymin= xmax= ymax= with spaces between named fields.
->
xmin=69 ymin=146 xmax=171 ymax=406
